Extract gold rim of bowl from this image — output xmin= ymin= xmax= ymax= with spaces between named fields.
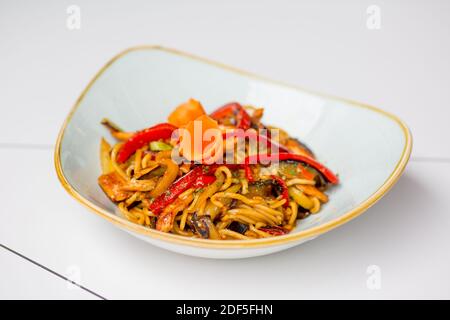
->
xmin=54 ymin=45 xmax=413 ymax=249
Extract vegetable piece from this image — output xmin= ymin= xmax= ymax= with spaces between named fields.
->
xmin=101 ymin=118 xmax=123 ymax=132
xmin=288 ymin=187 xmax=313 ymax=210
xmin=277 ymin=161 xmax=300 ymax=179
xmin=296 ymin=184 xmax=328 ymax=203
xmin=237 ymin=107 xmax=252 ymax=130
xmin=117 ymin=123 xmax=177 ymax=163
xmin=112 ymin=131 xmax=134 ymax=141
xmin=154 ymin=150 xmax=172 ymax=161
xmin=149 ymin=166 xmax=215 ymax=215
xmin=270 ymin=175 xmax=290 ymax=207
xmin=147 ymin=166 xmax=166 ymax=177
xmin=210 ymin=102 xmax=252 ymax=130
xmin=190 ymin=213 xmax=221 ymax=239
xmin=243 ymin=153 xmax=339 ymax=184
xmin=178 ymin=114 xmax=222 ymax=163
xmin=100 ymin=138 xmax=114 ymax=174
xmin=149 ymin=159 xmax=179 ymax=198
xmin=297 ymin=163 xmax=315 ymax=181
xmin=246 ymin=180 xmax=273 ymax=198
xmin=149 ymin=141 xmax=173 ymax=151
xmin=192 ymin=175 xmax=216 ymax=188
xmin=101 ymin=118 xmax=133 ymax=141
xmin=168 ymin=98 xmax=206 ymax=127
xmin=259 ymin=225 xmax=289 ymax=236
xmin=228 ymin=221 xmax=249 ymax=235
xmin=278 ymin=153 xmax=338 ymax=184
xmin=244 ymin=165 xmax=255 ymax=183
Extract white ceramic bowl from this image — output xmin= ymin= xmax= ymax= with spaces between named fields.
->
xmin=55 ymin=46 xmax=412 ymax=259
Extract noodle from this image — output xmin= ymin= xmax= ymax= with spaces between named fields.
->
xmin=235 ymin=204 xmax=281 ymax=224
xmin=253 ymin=204 xmax=284 ymax=218
xmin=286 ymin=178 xmax=316 ymax=186
xmin=179 ymin=209 xmax=190 ymax=231
xmin=125 ymin=191 xmax=141 ymax=205
xmin=172 ymin=220 xmax=194 ymax=236
xmin=179 ymin=188 xmax=195 ymax=200
xmin=194 ymin=167 xmax=227 ymax=215
xmin=310 ymin=197 xmax=321 ymax=214
xmin=227 ymin=208 xmax=277 ymax=225
xmin=210 ymin=192 xmax=262 ymax=208
xmin=288 ymin=201 xmax=298 ymax=226
xmin=141 ymin=153 xmax=152 ymax=168
xmin=134 ymin=149 xmax=143 ymax=177
xmin=223 ymin=214 xmax=258 ymax=225
xmin=219 ymin=229 xmax=252 ymax=240
xmin=269 ymin=198 xmax=287 ymax=209
xmin=240 ymin=178 xmax=249 ymax=194
xmin=216 ymin=166 xmax=233 ymax=191
xmin=249 ymin=225 xmax=271 ymax=238
xmin=111 ymin=143 xmax=129 ymax=180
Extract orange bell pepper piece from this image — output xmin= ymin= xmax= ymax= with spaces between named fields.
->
xmin=168 ymin=98 xmax=206 ymax=127
xmin=178 ymin=115 xmax=223 ymax=163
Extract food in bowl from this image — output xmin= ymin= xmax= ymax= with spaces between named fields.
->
xmin=98 ymin=99 xmax=338 ymax=240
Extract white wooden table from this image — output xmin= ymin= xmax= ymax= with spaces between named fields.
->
xmin=1 ymin=0 xmax=449 ymax=299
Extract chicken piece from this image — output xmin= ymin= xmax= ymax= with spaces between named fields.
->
xmin=156 ymin=195 xmax=193 ymax=232
xmin=98 ymin=171 xmax=132 ymax=202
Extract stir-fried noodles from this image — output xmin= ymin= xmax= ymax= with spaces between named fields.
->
xmin=98 ymin=99 xmax=338 ymax=240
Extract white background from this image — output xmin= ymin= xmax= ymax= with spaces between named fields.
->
xmin=0 ymin=0 xmax=449 ymax=299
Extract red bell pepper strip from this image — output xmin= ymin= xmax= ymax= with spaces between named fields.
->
xmin=270 ymin=175 xmax=290 ymax=207
xmin=149 ymin=166 xmax=216 ymax=215
xmin=244 ymin=165 xmax=254 ymax=183
xmin=236 ymin=107 xmax=252 ymax=130
xmin=243 ymin=152 xmax=339 ymax=184
xmin=210 ymin=102 xmax=252 ymax=130
xmin=259 ymin=225 xmax=289 ymax=236
xmin=117 ymin=123 xmax=177 ymax=163
xmin=192 ymin=175 xmax=216 ymax=188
